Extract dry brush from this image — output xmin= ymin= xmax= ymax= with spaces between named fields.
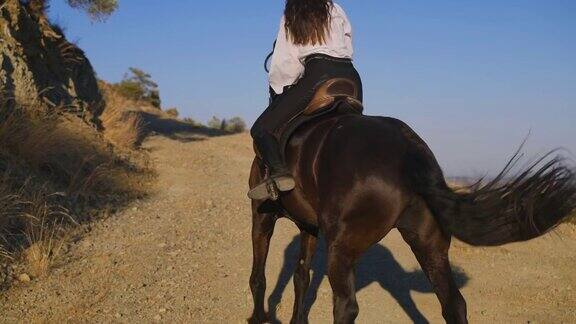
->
xmin=0 ymin=96 xmax=153 ymax=286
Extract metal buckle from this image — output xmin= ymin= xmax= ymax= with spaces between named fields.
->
xmin=266 ymin=178 xmax=279 ymax=201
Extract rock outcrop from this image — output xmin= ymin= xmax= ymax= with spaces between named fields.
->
xmin=0 ymin=0 xmax=102 ymax=123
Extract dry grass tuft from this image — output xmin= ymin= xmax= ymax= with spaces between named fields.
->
xmin=98 ymin=81 xmax=149 ymax=149
xmin=19 ymin=188 xmax=70 ymax=278
xmin=0 ymin=168 xmax=68 ymax=277
xmin=99 ymin=80 xmax=193 ymax=148
xmin=100 ymin=103 xmax=145 ymax=149
xmin=0 ymin=95 xmax=154 ymax=281
xmin=23 ymin=235 xmax=64 ymax=278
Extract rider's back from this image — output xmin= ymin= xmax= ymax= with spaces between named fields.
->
xmin=269 ymin=3 xmax=354 ymax=95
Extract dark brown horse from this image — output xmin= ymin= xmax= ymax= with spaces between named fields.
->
xmin=248 ymin=108 xmax=576 ymax=324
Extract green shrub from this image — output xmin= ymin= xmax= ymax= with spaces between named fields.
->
xmin=207 ymin=116 xmax=246 ymax=133
xmin=183 ymin=117 xmax=201 ymax=126
xmin=113 ymin=68 xmax=162 ymax=109
xmin=165 ymin=108 xmax=179 ymax=118
xmin=224 ymin=117 xmax=246 ymax=133
xmin=207 ymin=116 xmax=223 ymax=130
xmin=113 ymin=80 xmax=144 ymax=102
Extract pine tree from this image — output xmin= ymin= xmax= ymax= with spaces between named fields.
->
xmin=113 ymin=68 xmax=162 ymax=109
xmin=67 ymin=0 xmax=119 ymax=21
xmin=26 ymin=0 xmax=119 ymax=21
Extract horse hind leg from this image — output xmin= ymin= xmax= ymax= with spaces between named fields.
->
xmin=326 ymin=242 xmax=360 ymax=324
xmin=322 ymin=200 xmax=398 ymax=324
xmin=290 ymin=230 xmax=317 ymax=324
xmin=248 ymin=205 xmax=278 ymax=324
xmin=325 ymin=226 xmax=381 ymax=324
xmin=397 ymin=199 xmax=468 ymax=324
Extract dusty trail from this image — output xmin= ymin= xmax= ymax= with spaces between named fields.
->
xmin=1 ymin=133 xmax=575 ymax=323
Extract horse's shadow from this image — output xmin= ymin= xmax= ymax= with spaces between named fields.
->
xmin=267 ymin=234 xmax=469 ymax=324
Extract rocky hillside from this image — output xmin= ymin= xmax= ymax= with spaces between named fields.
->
xmin=0 ymin=0 xmax=102 ymax=123
xmin=0 ymin=0 xmax=153 ymax=291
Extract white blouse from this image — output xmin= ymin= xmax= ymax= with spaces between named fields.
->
xmin=268 ymin=3 xmax=354 ymax=95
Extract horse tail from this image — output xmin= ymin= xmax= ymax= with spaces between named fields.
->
xmin=401 ymin=125 xmax=576 ymax=246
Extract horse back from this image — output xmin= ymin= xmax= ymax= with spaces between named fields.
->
xmin=281 ymin=114 xmax=417 ymax=233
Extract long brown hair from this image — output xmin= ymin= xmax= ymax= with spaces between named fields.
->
xmin=284 ymin=0 xmax=333 ymax=46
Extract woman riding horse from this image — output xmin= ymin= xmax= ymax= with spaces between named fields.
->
xmin=247 ymin=2 xmax=576 ymax=324
xmin=248 ymin=0 xmax=362 ymax=201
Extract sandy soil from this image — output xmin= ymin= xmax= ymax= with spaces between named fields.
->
xmin=1 ymin=132 xmax=575 ymax=323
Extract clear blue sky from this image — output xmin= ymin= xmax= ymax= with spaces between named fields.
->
xmin=48 ymin=0 xmax=575 ymax=176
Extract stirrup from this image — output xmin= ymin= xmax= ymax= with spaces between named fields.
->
xmin=247 ymin=175 xmax=295 ymax=201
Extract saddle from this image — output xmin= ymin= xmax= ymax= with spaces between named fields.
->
xmin=254 ymin=78 xmax=364 ymax=160
xmin=303 ymin=78 xmax=363 ymax=116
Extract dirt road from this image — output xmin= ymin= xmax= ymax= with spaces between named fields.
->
xmin=1 ymin=133 xmax=575 ymax=323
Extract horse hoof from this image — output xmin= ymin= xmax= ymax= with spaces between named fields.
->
xmin=247 ymin=315 xmax=268 ymax=324
xmin=290 ymin=319 xmax=309 ymax=324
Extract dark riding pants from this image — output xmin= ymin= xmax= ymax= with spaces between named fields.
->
xmin=251 ymin=55 xmax=362 ymax=138
xmin=250 ymin=54 xmax=362 ymax=174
